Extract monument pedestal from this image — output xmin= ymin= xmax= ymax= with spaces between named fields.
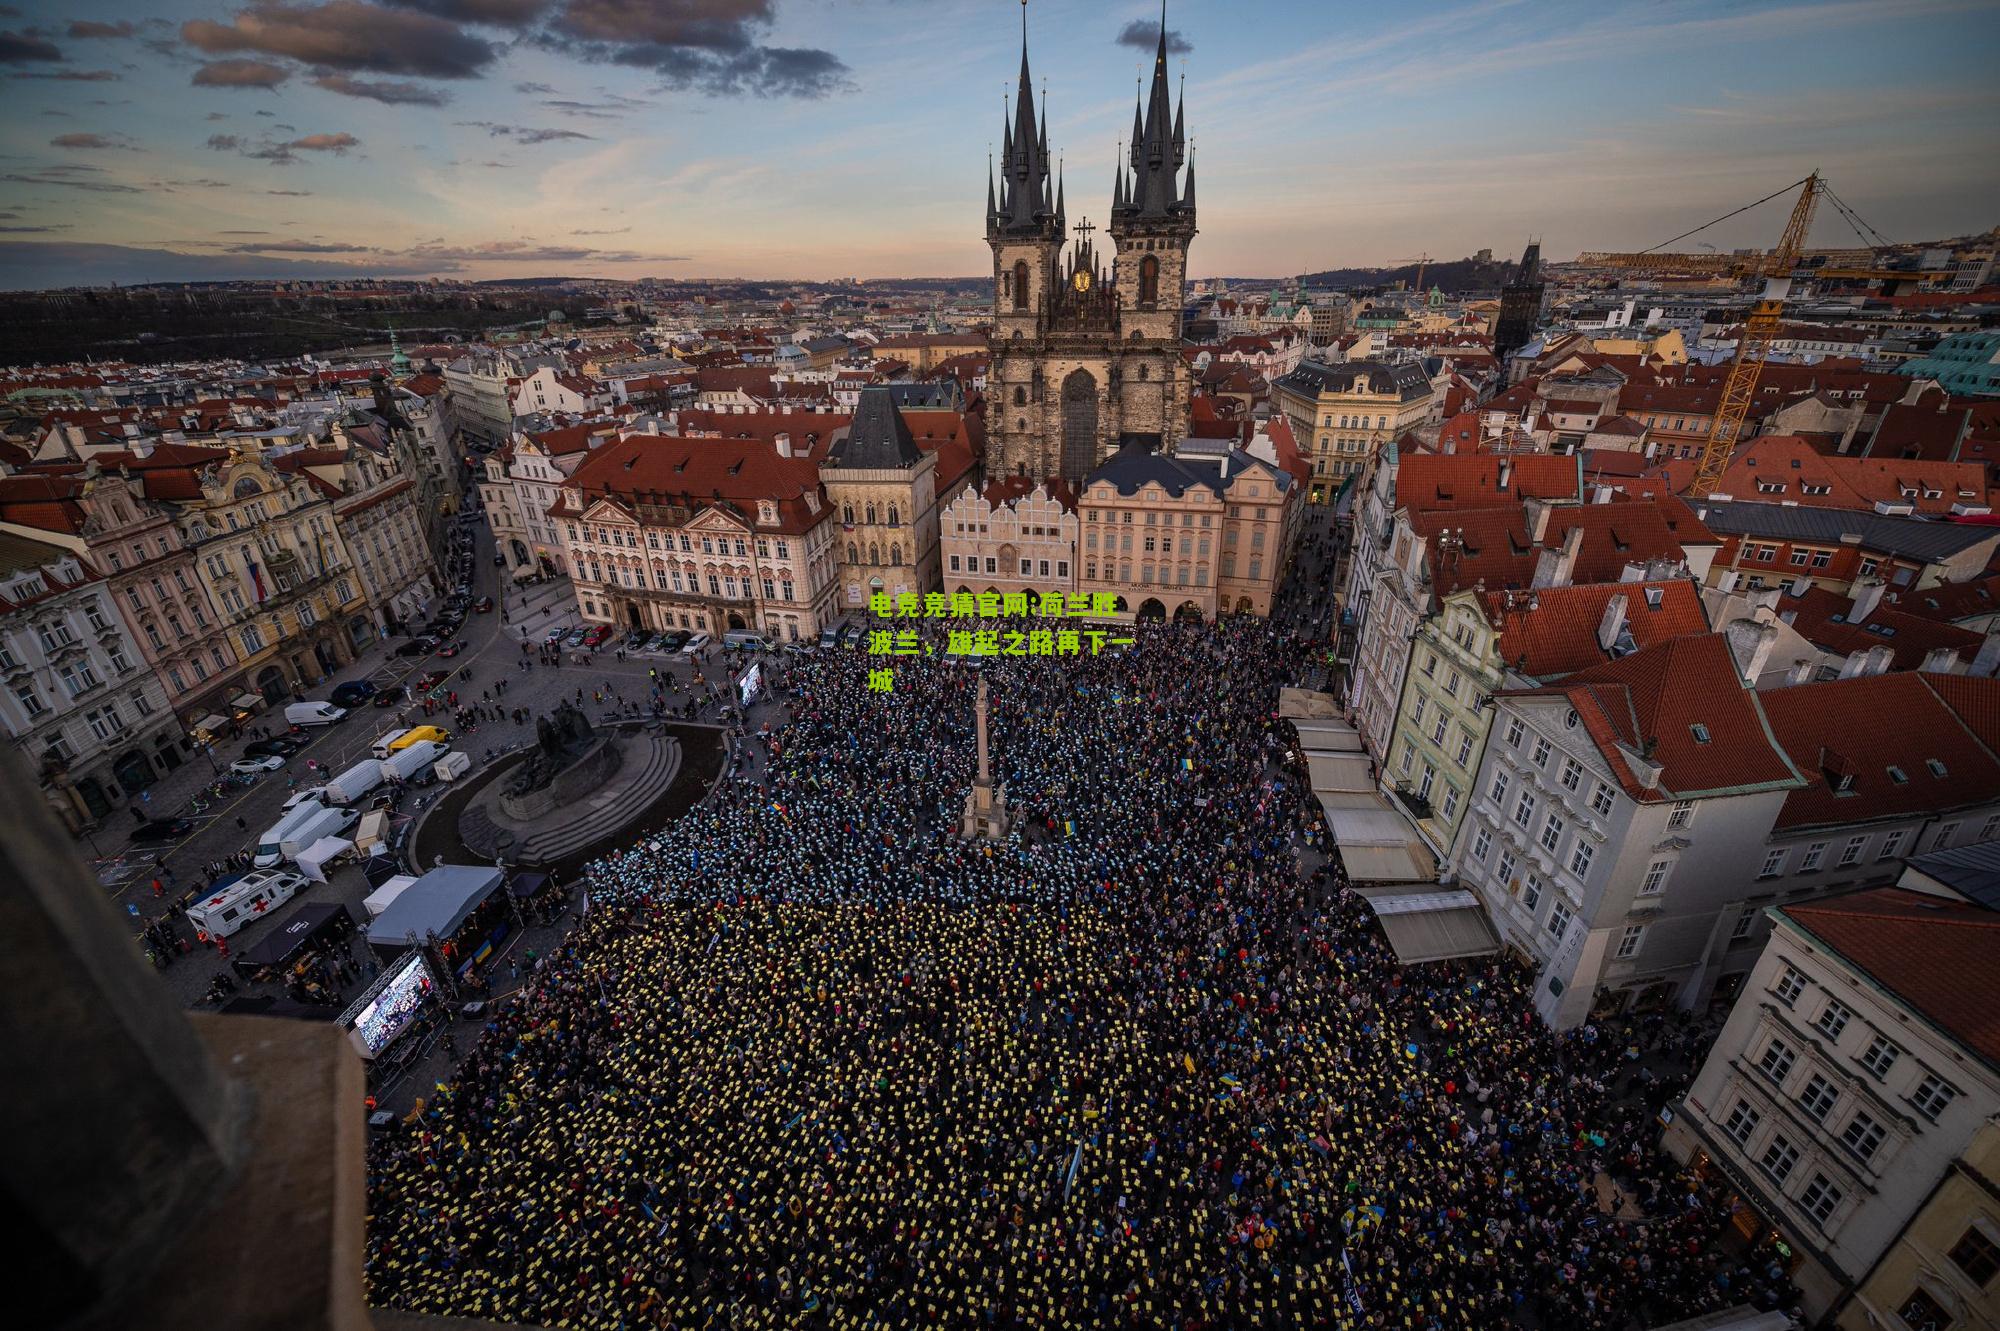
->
xmin=959 ymin=675 xmax=1009 ymax=840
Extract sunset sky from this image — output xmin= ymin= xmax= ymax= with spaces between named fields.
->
xmin=1 ymin=0 xmax=1996 ymax=287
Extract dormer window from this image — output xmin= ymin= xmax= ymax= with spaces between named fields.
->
xmin=1690 ymin=724 xmax=1711 ymax=744
xmin=1887 ymin=765 xmax=1908 ymax=785
xmin=1927 ymin=758 xmax=1948 ymax=778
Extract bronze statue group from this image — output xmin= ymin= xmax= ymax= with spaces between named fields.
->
xmin=365 ymin=616 xmax=1800 ymax=1329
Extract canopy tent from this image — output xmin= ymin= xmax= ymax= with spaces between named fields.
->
xmin=361 ymin=874 xmax=420 ymax=921
xmin=295 ymin=835 xmax=352 ymax=884
xmin=232 ymin=901 xmax=354 ymax=974
xmin=1355 ymin=887 xmax=1499 ymax=965
xmin=366 ymin=864 xmax=505 ymax=949
xmin=362 ymin=853 xmax=406 ymax=890
xmin=508 ymin=871 xmax=550 ymax=899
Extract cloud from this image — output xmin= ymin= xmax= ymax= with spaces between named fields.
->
xmin=456 ymin=120 xmax=593 ymax=143
xmin=217 ymin=229 xmax=270 ymax=234
xmin=1115 ymin=20 xmax=1192 ymax=55
xmin=0 ymin=223 xmax=70 ymax=232
xmin=49 ymin=132 xmax=126 ymax=150
xmin=569 ymin=225 xmax=629 ymax=235
xmin=0 ymin=28 xmax=62 ymax=62
xmin=68 ymin=20 xmax=136 ymax=39
xmin=290 ymin=131 xmax=359 ymax=151
xmin=209 ymin=130 xmax=359 ymax=163
xmin=0 ymin=170 xmax=142 ymax=193
xmin=312 ymin=71 xmax=447 ymax=104
xmin=513 ymin=80 xmax=552 ymax=93
xmin=193 ymin=58 xmax=292 ymax=88
xmin=382 ymin=0 xmax=550 ymax=21
xmin=182 ymin=0 xmax=498 ymax=79
xmin=10 ymin=68 xmax=120 ymax=80
xmin=266 ymin=188 xmax=313 ymax=195
xmin=206 ymin=111 xmax=229 ymax=120
xmin=226 ymin=238 xmax=371 ymax=251
xmin=541 ymin=98 xmax=621 ymax=117
xmin=545 ymin=0 xmax=851 ymax=98
xmin=206 ymin=133 xmax=243 ymax=151
xmin=402 ymin=237 xmax=682 ymax=264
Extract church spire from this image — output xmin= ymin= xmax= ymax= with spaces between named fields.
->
xmin=1120 ymin=0 xmax=1186 ymax=220
xmin=993 ymin=0 xmax=1058 ymax=237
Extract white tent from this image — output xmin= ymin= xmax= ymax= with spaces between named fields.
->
xmin=361 ymin=873 xmax=420 ymax=920
xmin=294 ymin=835 xmax=353 ymax=884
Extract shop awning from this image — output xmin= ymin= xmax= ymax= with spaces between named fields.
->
xmin=1316 ymin=796 xmax=1438 ymax=882
xmin=1291 ymin=718 xmax=1365 ymax=753
xmin=191 ymin=713 xmax=229 ymax=736
xmin=1306 ymin=751 xmax=1375 ymax=795
xmin=1355 ymin=887 xmax=1499 ymax=965
xmin=229 ymin=692 xmax=264 ymax=711
xmin=511 ymin=564 xmax=538 ymax=581
xmin=1277 ymin=687 xmax=1341 ymax=721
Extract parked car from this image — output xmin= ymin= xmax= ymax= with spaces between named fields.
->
xmin=395 ymin=636 xmax=438 ymax=657
xmin=436 ymin=640 xmax=465 ymax=658
xmin=242 ymin=737 xmax=305 ymax=759
xmin=415 ymin=670 xmax=448 ymax=693
xmin=130 ymin=817 xmax=197 ymax=845
xmin=583 ymin=624 xmax=613 ymax=648
xmin=473 ymin=596 xmax=494 ymax=613
xmin=371 ymin=685 xmax=407 ymax=708
xmin=230 ymin=755 xmax=285 ymax=776
xmin=282 ymin=786 xmax=329 ymax=812
xmin=544 ymin=626 xmax=568 ymax=646
xmin=659 ymin=629 xmax=691 ymax=653
xmin=329 ymin=680 xmax=377 ymax=707
xmin=623 ymin=629 xmax=650 ymax=649
xmin=680 ymin=632 xmax=712 ymax=657
xmin=564 ymin=627 xmax=591 ymax=648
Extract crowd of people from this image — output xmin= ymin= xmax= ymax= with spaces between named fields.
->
xmin=364 ymin=612 xmax=1799 ymax=1330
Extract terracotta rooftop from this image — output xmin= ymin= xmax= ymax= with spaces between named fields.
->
xmin=1483 ymin=579 xmax=1708 ymax=680
xmin=1780 ymin=887 xmax=2000 ymax=1069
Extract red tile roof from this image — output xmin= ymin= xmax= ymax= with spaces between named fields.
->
xmin=1483 ymin=580 xmax=1708 ymax=679
xmin=1780 ymin=888 xmax=2000 ymax=1068
xmin=1774 ymin=585 xmax=1985 ymax=671
xmin=1503 ymin=634 xmax=1802 ymax=801
xmin=1758 ymin=673 xmax=2000 ymax=829
xmin=1891 ymin=574 xmax=2000 ymax=625
xmin=1395 ymin=453 xmax=1580 ymax=514
xmin=556 ymin=434 xmax=829 ymax=536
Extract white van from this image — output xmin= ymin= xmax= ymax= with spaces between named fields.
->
xmin=323 ymin=759 xmax=385 ymax=806
xmin=370 ymin=727 xmax=413 ymax=760
xmin=723 ymin=630 xmax=771 ymax=652
xmin=379 ymin=739 xmax=447 ymax=783
xmin=286 ymin=701 xmax=348 ymax=727
xmin=254 ymin=799 xmax=327 ymax=869
xmin=187 ymin=869 xmax=309 ymax=939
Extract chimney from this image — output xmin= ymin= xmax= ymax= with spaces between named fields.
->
xmin=1532 ymin=523 xmax=1584 ymax=589
xmin=1724 ymin=619 xmax=1779 ymax=686
xmin=1920 ymin=644 xmax=1964 ymax=674
xmin=1592 ymin=484 xmax=1615 ymax=505
xmin=1497 ymin=458 xmax=1512 ymax=492
xmin=1525 ymin=496 xmax=1552 ymax=543
xmin=1596 ymin=592 xmax=1630 ymax=653
xmin=1849 ymin=576 xmax=1887 ymax=624
xmin=1787 ymin=657 xmax=1817 ymax=686
xmin=1715 ymin=568 xmax=1741 ymax=593
xmin=1973 ymin=627 xmax=2000 ymax=679
xmin=1619 ymin=561 xmax=1646 ymax=583
xmin=1787 ymin=575 xmax=1813 ymax=597
xmin=775 ymin=432 xmax=793 ymax=458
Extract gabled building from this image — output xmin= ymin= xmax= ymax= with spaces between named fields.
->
xmin=821 ymin=388 xmax=944 ymax=609
xmin=1270 ymin=359 xmax=1435 ymax=501
xmin=939 ymin=478 xmax=1078 ymax=601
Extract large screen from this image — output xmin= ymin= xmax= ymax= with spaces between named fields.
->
xmin=347 ymin=952 xmax=437 ymax=1056
xmin=738 ymin=662 xmax=762 ymax=707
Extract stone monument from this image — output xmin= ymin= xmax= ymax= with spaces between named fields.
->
xmin=960 ymin=674 xmax=1010 ymax=840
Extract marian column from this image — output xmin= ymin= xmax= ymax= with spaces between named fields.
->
xmin=962 ymin=674 xmax=1010 ymax=840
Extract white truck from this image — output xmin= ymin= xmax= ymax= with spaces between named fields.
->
xmin=285 ymin=700 xmax=348 ymax=726
xmin=254 ymin=800 xmax=329 ymax=869
xmin=323 ymin=759 xmax=385 ymax=806
xmin=278 ymin=806 xmax=356 ymax=864
xmin=379 ymin=739 xmax=448 ymax=783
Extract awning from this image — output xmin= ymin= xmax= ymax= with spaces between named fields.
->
xmin=1306 ymin=751 xmax=1375 ymax=794
xmin=1277 ymin=687 xmax=1341 ymax=721
xmin=511 ymin=564 xmax=537 ymax=581
xmin=1317 ymin=795 xmax=1438 ymax=881
xmin=229 ymin=692 xmax=265 ymax=711
xmin=191 ymin=713 xmax=230 ymax=736
xmin=1291 ymin=718 xmax=1366 ymax=753
xmin=1355 ymin=887 xmax=1499 ymax=965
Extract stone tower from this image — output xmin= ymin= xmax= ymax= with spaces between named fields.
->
xmin=986 ymin=3 xmax=1196 ymax=487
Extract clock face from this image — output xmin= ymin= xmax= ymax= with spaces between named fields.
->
xmin=1073 ymin=270 xmax=1091 ymax=293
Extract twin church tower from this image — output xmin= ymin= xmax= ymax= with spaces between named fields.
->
xmin=986 ymin=5 xmax=1197 ymax=484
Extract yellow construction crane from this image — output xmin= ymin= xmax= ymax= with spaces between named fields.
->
xmin=1573 ymin=172 xmax=1909 ymax=498
xmin=1392 ymin=254 xmax=1431 ymax=294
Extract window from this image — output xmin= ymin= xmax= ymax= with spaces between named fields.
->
xmin=1839 ymin=1111 xmax=1885 ymax=1163
xmin=1441 ymin=786 xmax=1460 ymax=821
xmin=1912 ymin=1074 xmax=1957 ymax=1122
xmin=1724 ymin=1099 xmax=1761 ymax=1145
xmin=1520 ymin=873 xmax=1540 ymax=911
xmin=1431 ymin=713 xmax=1448 ymax=745
xmin=1412 ymin=696 xmax=1427 ymax=729
xmin=1896 ymin=1287 xmax=1951 ymax=1331
xmin=1514 ymin=791 xmax=1535 ymax=828
xmin=1838 ymin=835 xmax=1867 ymax=867
xmin=1472 ymin=826 xmax=1493 ymax=861
xmin=1591 ymin=783 xmax=1616 ymax=817
xmin=1456 ymin=732 xmax=1474 ymax=767
xmin=1011 ymin=260 xmax=1030 ymax=311
xmin=1817 ymin=999 xmax=1852 ymax=1041
xmin=1560 ymin=757 xmax=1582 ymax=791
xmin=1489 ymin=771 xmax=1510 ymax=804
xmin=1932 ymin=822 xmax=1961 ymax=851
xmin=1861 ymin=1035 xmax=1901 ymax=1079
xmin=1759 ymin=1135 xmax=1799 ymax=1185
xmin=1615 ymin=924 xmax=1644 ymax=960
xmin=1948 ymin=1227 xmax=2000 ymax=1286
xmin=1531 ymin=736 xmax=1551 ymax=768
xmin=1496 ymin=850 xmax=1517 ymax=887
xmin=1800 ymin=842 xmax=1826 ymax=872
xmin=1540 ymin=813 xmax=1564 ymax=852
xmin=1641 ymin=859 xmax=1672 ymax=896
xmin=1506 ymin=717 xmax=1524 ymax=747
xmin=1547 ymin=901 xmax=1572 ymax=940
xmin=1773 ymin=965 xmax=1807 ymax=1006
xmin=1731 ymin=911 xmax=1757 ymax=943
xmin=1759 ymin=1038 xmax=1796 ymax=1084
xmin=1878 ymin=829 xmax=1907 ymax=860
xmin=1799 ymin=1174 xmax=1842 ymax=1226
xmin=1667 ymin=800 xmax=1695 ymax=830
xmin=1569 ymin=842 xmax=1594 ymax=878
xmin=1798 ymin=1074 xmax=1839 ymax=1122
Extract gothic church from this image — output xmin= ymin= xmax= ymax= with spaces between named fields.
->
xmin=986 ymin=11 xmax=1196 ymax=485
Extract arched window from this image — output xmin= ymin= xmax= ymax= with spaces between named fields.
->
xmin=1013 ymin=385 xmax=1027 ymax=406
xmin=868 ymin=543 xmax=879 ymax=565
xmin=1139 ymin=254 xmax=1159 ymax=306
xmin=890 ymin=544 xmax=901 ymax=566
xmin=865 ymin=504 xmax=877 ymax=525
xmin=887 ymin=505 xmax=899 ymax=527
xmin=847 ymin=542 xmax=858 ymax=564
xmin=1012 ymin=260 xmax=1030 ymax=311
xmin=842 ymin=504 xmax=854 ymax=524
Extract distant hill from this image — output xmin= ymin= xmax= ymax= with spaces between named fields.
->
xmin=1294 ymin=256 xmax=1521 ymax=294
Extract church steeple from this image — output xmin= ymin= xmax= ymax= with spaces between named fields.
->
xmin=991 ymin=2 xmax=1059 ymax=239
xmin=1115 ymin=1 xmax=1191 ymax=222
